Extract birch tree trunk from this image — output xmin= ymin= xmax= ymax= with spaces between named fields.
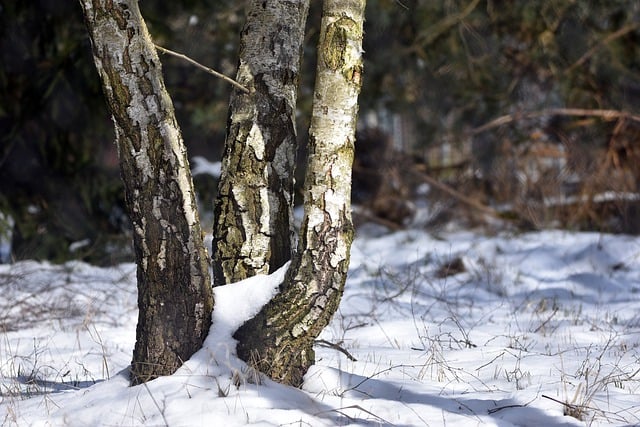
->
xmin=79 ymin=0 xmax=214 ymax=385
xmin=212 ymin=0 xmax=310 ymax=286
xmin=234 ymin=0 xmax=365 ymax=387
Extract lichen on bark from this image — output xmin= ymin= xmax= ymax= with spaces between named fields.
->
xmin=234 ymin=0 xmax=365 ymax=387
xmin=212 ymin=0 xmax=310 ymax=286
xmin=79 ymin=0 xmax=214 ymax=385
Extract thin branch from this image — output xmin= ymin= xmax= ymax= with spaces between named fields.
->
xmin=411 ymin=170 xmax=502 ymax=219
xmin=413 ymin=0 xmax=481 ymax=47
xmin=314 ymin=339 xmax=357 ymax=361
xmin=351 ymin=206 xmax=404 ymax=231
xmin=394 ymin=0 xmax=409 ymax=10
xmin=565 ymin=23 xmax=639 ymax=74
xmin=154 ymin=44 xmax=250 ymax=94
xmin=471 ymin=108 xmax=640 ymax=135
xmin=143 ymin=382 xmax=169 ymax=427
xmin=487 ymin=404 xmax=526 ymax=414
xmin=314 ymin=405 xmax=392 ymax=425
xmin=541 ymin=394 xmax=592 ymax=412
xmin=533 ymin=307 xmax=559 ymax=333
xmin=488 ymin=396 xmax=536 ymax=414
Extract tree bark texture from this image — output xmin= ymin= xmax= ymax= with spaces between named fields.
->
xmin=212 ymin=0 xmax=310 ymax=286
xmin=234 ymin=0 xmax=365 ymax=387
xmin=79 ymin=0 xmax=214 ymax=385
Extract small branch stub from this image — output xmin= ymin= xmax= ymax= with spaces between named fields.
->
xmin=155 ymin=44 xmax=250 ymax=93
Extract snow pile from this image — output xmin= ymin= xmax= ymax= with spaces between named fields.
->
xmin=190 ymin=156 xmax=222 ymax=179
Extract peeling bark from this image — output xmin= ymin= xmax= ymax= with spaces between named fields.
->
xmin=79 ymin=0 xmax=214 ymax=385
xmin=212 ymin=0 xmax=310 ymax=286
xmin=234 ymin=0 xmax=365 ymax=387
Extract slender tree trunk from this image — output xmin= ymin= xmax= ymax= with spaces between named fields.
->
xmin=212 ymin=0 xmax=310 ymax=286
xmin=79 ymin=0 xmax=214 ymax=385
xmin=234 ymin=0 xmax=365 ymax=387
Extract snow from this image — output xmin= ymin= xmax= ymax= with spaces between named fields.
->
xmin=190 ymin=156 xmax=222 ymax=179
xmin=1 ymin=229 xmax=639 ymax=426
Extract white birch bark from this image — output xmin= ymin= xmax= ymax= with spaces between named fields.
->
xmin=234 ymin=0 xmax=365 ymax=386
xmin=79 ymin=0 xmax=214 ymax=385
xmin=212 ymin=0 xmax=310 ymax=285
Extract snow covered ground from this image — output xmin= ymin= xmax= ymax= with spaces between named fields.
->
xmin=0 ymin=228 xmax=639 ymax=426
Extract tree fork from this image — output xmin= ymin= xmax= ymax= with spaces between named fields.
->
xmin=234 ymin=0 xmax=365 ymax=387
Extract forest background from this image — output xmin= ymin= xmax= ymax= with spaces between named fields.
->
xmin=1 ymin=0 xmax=640 ymax=264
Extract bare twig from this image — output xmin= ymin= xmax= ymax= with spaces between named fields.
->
xmin=314 ymin=339 xmax=357 ymax=361
xmin=352 ymin=207 xmax=403 ymax=231
xmin=475 ymin=351 xmax=505 ymax=372
xmin=413 ymin=0 xmax=481 ymax=47
xmin=533 ymin=307 xmax=559 ymax=334
xmin=487 ymin=404 xmax=526 ymax=414
xmin=411 ymin=170 xmax=502 ymax=219
xmin=394 ymin=0 xmax=409 ymax=10
xmin=471 ymin=108 xmax=640 ymax=135
xmin=542 ymin=393 xmax=593 ymax=413
xmin=143 ymin=382 xmax=169 ymax=427
xmin=488 ymin=396 xmax=536 ymax=414
xmin=565 ymin=23 xmax=640 ymax=74
xmin=154 ymin=44 xmax=250 ymax=94
xmin=314 ymin=405 xmax=392 ymax=425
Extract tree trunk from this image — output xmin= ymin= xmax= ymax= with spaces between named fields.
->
xmin=212 ymin=0 xmax=310 ymax=286
xmin=79 ymin=0 xmax=214 ymax=385
xmin=234 ymin=0 xmax=365 ymax=387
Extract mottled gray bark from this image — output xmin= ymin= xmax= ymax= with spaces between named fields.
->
xmin=234 ymin=0 xmax=365 ymax=387
xmin=79 ymin=0 xmax=214 ymax=385
xmin=212 ymin=0 xmax=310 ymax=286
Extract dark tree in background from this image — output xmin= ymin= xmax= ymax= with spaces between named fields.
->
xmin=358 ymin=0 xmax=640 ymax=231
xmin=0 ymin=0 xmax=244 ymax=263
xmin=0 ymin=1 xmax=122 ymax=263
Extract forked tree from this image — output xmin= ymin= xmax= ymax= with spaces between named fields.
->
xmin=212 ymin=0 xmax=310 ymax=286
xmin=233 ymin=0 xmax=365 ymax=386
xmin=79 ymin=0 xmax=365 ymax=386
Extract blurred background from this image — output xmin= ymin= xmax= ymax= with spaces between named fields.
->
xmin=1 ymin=0 xmax=639 ymax=264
